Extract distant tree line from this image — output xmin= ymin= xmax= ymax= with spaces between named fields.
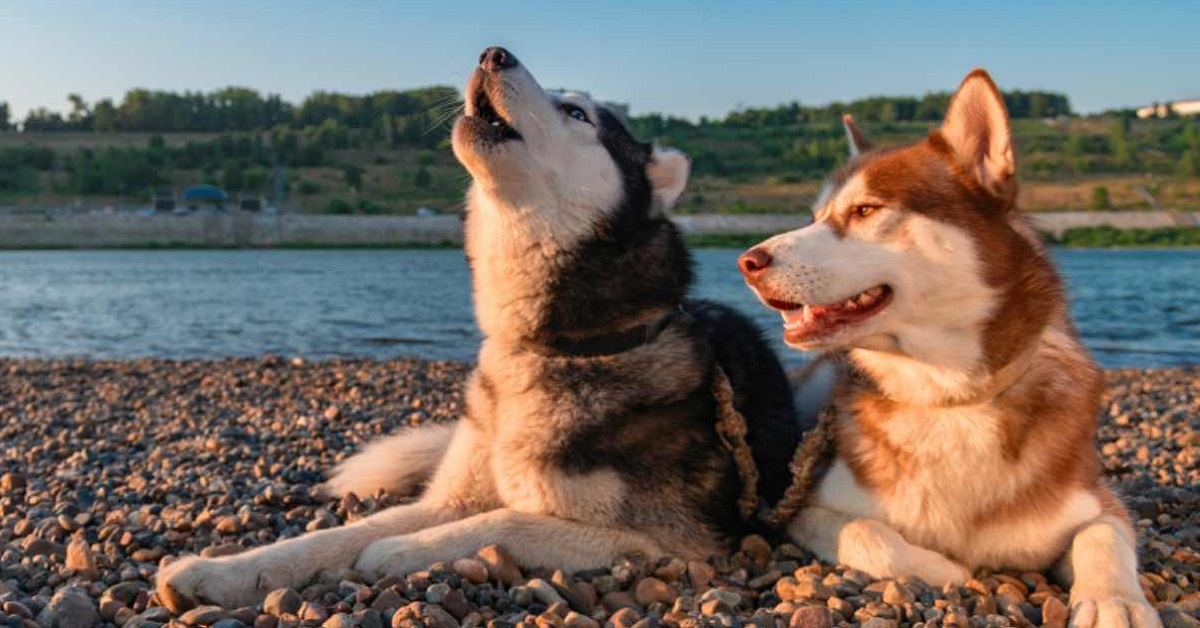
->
xmin=0 ymin=86 xmax=464 ymax=199
xmin=0 ymin=127 xmax=464 ymax=206
xmin=0 ymin=133 xmax=269 ymax=196
xmin=688 ymin=90 xmax=1069 ymax=128
xmin=0 ymin=87 xmax=1065 ymax=135
xmin=626 ymin=113 xmax=1199 ymax=183
xmin=2 ymin=86 xmax=458 ymax=145
xmin=619 ymin=90 xmax=1071 ymax=179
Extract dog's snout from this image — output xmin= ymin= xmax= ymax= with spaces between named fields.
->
xmin=479 ymin=47 xmax=518 ymax=72
xmin=738 ymin=248 xmax=773 ymax=280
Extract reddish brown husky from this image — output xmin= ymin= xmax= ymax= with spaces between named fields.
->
xmin=739 ymin=70 xmax=1160 ymax=628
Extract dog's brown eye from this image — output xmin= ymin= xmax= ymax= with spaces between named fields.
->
xmin=853 ymin=204 xmax=880 ymax=219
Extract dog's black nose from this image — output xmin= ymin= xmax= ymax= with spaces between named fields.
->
xmin=738 ymin=248 xmax=773 ymax=279
xmin=479 ymin=47 xmax=518 ymax=72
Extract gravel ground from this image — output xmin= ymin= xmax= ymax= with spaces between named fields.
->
xmin=0 ymin=358 xmax=1196 ymax=628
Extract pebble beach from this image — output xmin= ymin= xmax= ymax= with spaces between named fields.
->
xmin=0 ymin=358 xmax=1196 ymax=628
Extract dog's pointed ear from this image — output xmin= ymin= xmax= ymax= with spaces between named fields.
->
xmin=647 ymin=146 xmax=690 ymax=210
xmin=941 ymin=69 xmax=1016 ymax=199
xmin=843 ymin=114 xmax=871 ymax=158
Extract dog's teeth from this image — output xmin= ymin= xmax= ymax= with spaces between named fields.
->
xmin=844 ymin=299 xmax=859 ymax=310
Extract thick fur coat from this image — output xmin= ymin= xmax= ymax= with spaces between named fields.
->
xmin=155 ymin=47 xmax=802 ymax=611
xmin=740 ymin=71 xmax=1161 ymax=628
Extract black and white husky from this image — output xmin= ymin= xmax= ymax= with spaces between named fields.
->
xmin=156 ymin=47 xmax=802 ymax=610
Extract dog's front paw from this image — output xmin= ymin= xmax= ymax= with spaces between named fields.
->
xmin=832 ymin=518 xmax=971 ymax=587
xmin=156 ymin=555 xmax=267 ymax=613
xmin=902 ymin=544 xmax=973 ymax=588
xmin=1068 ymin=589 xmax=1161 ymax=628
xmin=354 ymin=537 xmax=413 ymax=579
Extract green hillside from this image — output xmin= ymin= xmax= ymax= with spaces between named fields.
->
xmin=1 ymin=87 xmax=1197 ymax=214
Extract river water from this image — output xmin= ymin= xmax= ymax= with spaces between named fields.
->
xmin=0 ymin=249 xmax=1195 ymax=368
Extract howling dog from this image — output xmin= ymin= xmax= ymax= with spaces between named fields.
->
xmin=738 ymin=70 xmax=1160 ymax=628
xmin=156 ymin=47 xmax=803 ymax=610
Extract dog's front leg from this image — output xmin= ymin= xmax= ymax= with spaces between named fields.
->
xmin=1058 ymin=511 xmax=1161 ymax=628
xmin=356 ymin=508 xmax=664 ymax=578
xmin=156 ymin=500 xmax=460 ymax=611
xmin=789 ymin=506 xmax=971 ymax=587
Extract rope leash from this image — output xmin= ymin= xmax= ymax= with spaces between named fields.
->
xmin=711 ymin=367 xmax=761 ymax=521
xmin=712 ymin=365 xmax=838 ymax=527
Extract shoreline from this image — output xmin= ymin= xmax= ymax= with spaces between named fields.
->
xmin=0 ymin=233 xmax=1198 ymax=251
xmin=0 ymin=358 xmax=1196 ymax=626
xmin=0 ymin=212 xmax=1196 ymax=250
xmin=0 ymin=355 xmax=1196 ymax=368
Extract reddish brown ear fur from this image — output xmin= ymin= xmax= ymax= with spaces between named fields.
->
xmin=940 ymin=69 xmax=1017 ymax=205
xmin=842 ymin=114 xmax=871 ymax=157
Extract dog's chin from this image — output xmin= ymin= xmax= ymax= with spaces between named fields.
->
xmin=785 ymin=332 xmax=845 ymax=352
xmin=453 ymin=117 xmax=521 ymax=154
xmin=786 ymin=326 xmax=892 ymax=352
xmin=452 ymin=123 xmax=526 ymax=179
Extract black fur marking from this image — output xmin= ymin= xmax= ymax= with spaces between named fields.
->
xmin=683 ymin=300 xmax=807 ymax=505
xmin=531 ymin=109 xmax=801 ymax=536
xmin=541 ymin=315 xmax=741 ymax=535
xmin=538 ymin=108 xmax=693 ymax=342
xmin=533 ymin=310 xmax=676 ymax=358
xmin=543 ymin=300 xmax=802 ymax=538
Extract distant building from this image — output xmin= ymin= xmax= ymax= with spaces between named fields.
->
xmin=1136 ymin=99 xmax=1200 ymax=119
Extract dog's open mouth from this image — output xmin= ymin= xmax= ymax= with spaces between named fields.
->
xmin=764 ymin=285 xmax=893 ymax=343
xmin=462 ymin=80 xmax=522 ymax=143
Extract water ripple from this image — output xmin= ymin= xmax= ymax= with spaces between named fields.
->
xmin=0 ymin=248 xmax=1194 ymax=368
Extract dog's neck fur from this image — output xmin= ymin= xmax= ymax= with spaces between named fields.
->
xmin=849 ymin=325 xmax=1043 ymax=409
xmin=464 ymin=183 xmax=692 ymax=350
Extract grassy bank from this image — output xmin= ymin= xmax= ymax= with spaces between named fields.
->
xmin=682 ymin=232 xmax=772 ymax=249
xmin=275 ymin=240 xmax=460 ymax=250
xmin=1 ymin=227 xmax=1197 ymax=251
xmin=0 ymin=240 xmax=463 ymax=251
xmin=688 ymin=227 xmax=1200 ymax=250
xmin=1050 ymin=225 xmax=1200 ymax=248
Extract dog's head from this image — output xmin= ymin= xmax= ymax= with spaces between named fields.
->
xmin=739 ymin=70 xmax=1063 ymax=399
xmin=453 ymin=47 xmax=688 ymax=240
xmin=453 ymin=48 xmax=693 ymax=343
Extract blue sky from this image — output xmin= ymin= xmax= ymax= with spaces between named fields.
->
xmin=1 ymin=0 xmax=1195 ymax=120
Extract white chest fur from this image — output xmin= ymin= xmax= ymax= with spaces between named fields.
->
xmin=817 ymin=403 xmax=1101 ymax=570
